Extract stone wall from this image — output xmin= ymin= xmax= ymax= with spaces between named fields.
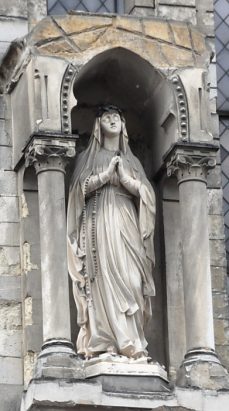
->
xmin=0 ymin=94 xmax=23 ymax=409
xmin=0 ymin=1 xmax=228 ymax=410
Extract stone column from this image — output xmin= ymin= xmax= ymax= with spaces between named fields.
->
xmin=25 ymin=135 xmax=83 ymax=380
xmin=166 ymin=143 xmax=229 ymax=389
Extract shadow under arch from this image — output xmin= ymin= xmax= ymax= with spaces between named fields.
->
xmin=69 ymin=47 xmax=179 ymax=367
xmin=71 ymin=46 xmax=178 ymax=179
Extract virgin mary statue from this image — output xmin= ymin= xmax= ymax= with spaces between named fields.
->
xmin=67 ymin=105 xmax=156 ymax=359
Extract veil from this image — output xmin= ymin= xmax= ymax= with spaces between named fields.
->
xmin=67 ymin=110 xmax=156 ymax=326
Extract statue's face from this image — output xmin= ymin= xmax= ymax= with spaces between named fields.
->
xmin=100 ymin=111 xmax=122 ymax=137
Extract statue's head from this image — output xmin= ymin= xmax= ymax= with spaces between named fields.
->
xmin=91 ymin=104 xmax=128 ymax=153
xmin=96 ymin=105 xmax=123 ymax=139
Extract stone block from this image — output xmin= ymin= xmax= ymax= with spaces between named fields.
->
xmin=128 ymin=6 xmax=156 ymax=16
xmin=207 ymin=189 xmax=223 ymax=215
xmin=0 ymin=119 xmax=10 ymax=146
xmin=203 ymin=390 xmax=229 ymax=411
xmin=208 ymin=215 xmax=225 ymax=240
xmin=143 ymin=20 xmax=172 ymax=43
xmin=24 ymin=296 xmax=32 ymax=326
xmin=0 ymin=95 xmax=6 ymax=118
xmin=214 ymin=318 xmax=229 ymax=345
xmin=137 ymin=37 xmax=167 ymax=67
xmin=0 ymin=329 xmax=22 ymax=356
xmin=0 ymin=275 xmax=21 ymax=302
xmin=25 ymin=324 xmax=42 ymax=352
xmin=0 ymin=302 xmax=22 ymax=330
xmin=196 ymin=0 xmax=214 ymax=12
xmin=26 ymin=270 xmax=42 ymax=299
xmin=200 ymin=11 xmax=214 ymax=29
xmin=31 ymin=298 xmax=42 ymax=325
xmin=0 ymin=246 xmax=20 ymax=275
xmin=115 ymin=15 xmax=142 ymax=33
xmin=207 ymin=165 xmax=222 ymax=188
xmin=53 ymin=14 xmax=112 ymax=36
xmin=0 ymin=357 xmax=23 ymax=384
xmin=216 ymin=344 xmax=229 ymax=370
xmin=213 ymin=293 xmax=229 ymax=319
xmin=160 ymin=44 xmax=194 ymax=67
xmin=211 ymin=266 xmax=227 ymax=292
xmin=209 ymin=62 xmax=217 ymax=89
xmin=0 ymin=223 xmax=19 ymax=246
xmin=124 ymin=0 xmax=156 ymax=14
xmin=177 ymin=360 xmax=229 ymax=390
xmin=0 ymin=146 xmax=12 ymax=169
xmin=0 ymin=0 xmax=27 ymax=18
xmin=24 ymin=351 xmax=38 ymax=388
xmin=0 ymin=18 xmax=28 ymax=42
xmin=210 ymin=112 xmax=220 ymax=138
xmin=190 ymin=28 xmax=206 ymax=54
xmin=170 ymin=22 xmax=192 ymax=49
xmin=39 ymin=38 xmax=76 ymax=58
xmin=70 ymin=28 xmax=108 ymax=52
xmin=157 ymin=5 xmax=197 ymax=25
xmin=30 ymin=17 xmax=62 ymax=45
xmin=0 ymin=196 xmax=19 ymax=223
xmin=0 ymin=171 xmax=17 ymax=195
xmin=210 ymin=240 xmax=227 ymax=267
xmin=0 ymin=384 xmax=22 ymax=411
xmin=27 ymin=0 xmax=47 ymax=26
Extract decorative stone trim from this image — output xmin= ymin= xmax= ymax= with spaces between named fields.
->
xmin=166 ymin=143 xmax=218 ymax=184
xmin=170 ymin=75 xmax=189 ymax=142
xmin=60 ymin=64 xmax=79 ymax=134
xmin=25 ymin=136 xmax=76 ymax=174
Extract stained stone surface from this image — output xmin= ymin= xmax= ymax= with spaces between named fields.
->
xmin=0 ymin=1 xmax=228 ymax=411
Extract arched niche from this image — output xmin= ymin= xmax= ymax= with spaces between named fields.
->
xmin=70 ymin=47 xmax=182 ymax=178
xmin=67 ymin=47 xmax=182 ymax=367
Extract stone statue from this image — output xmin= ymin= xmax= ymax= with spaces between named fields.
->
xmin=67 ymin=105 xmax=156 ymax=359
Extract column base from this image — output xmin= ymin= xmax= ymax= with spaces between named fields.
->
xmin=33 ymin=339 xmax=84 ymax=380
xmin=176 ymin=348 xmax=229 ymax=390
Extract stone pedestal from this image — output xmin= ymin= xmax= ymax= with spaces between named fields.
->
xmin=21 ymin=355 xmax=171 ymax=411
xmin=166 ymin=143 xmax=229 ymax=390
xmin=84 ymin=354 xmax=169 ymax=394
xmin=24 ymin=135 xmax=78 ymax=375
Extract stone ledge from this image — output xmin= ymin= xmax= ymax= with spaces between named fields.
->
xmin=21 ymin=380 xmax=229 ymax=411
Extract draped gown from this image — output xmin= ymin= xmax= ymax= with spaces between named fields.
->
xmin=67 ymin=144 xmax=156 ymax=358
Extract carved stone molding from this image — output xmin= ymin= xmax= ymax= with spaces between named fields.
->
xmin=170 ymin=75 xmax=189 ymax=142
xmin=25 ymin=136 xmax=76 ymax=175
xmin=166 ymin=143 xmax=218 ymax=184
xmin=60 ymin=64 xmax=80 ymax=134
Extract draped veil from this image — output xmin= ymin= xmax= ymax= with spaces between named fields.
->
xmin=67 ymin=114 xmax=156 ymax=357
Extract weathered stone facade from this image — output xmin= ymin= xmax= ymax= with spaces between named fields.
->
xmin=0 ymin=1 xmax=228 ymax=411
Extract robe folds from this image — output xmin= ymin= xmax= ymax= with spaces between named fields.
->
xmin=67 ymin=124 xmax=156 ymax=358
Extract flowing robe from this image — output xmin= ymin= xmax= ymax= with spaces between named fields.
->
xmin=67 ymin=145 xmax=156 ymax=357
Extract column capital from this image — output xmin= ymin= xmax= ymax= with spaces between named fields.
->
xmin=165 ymin=142 xmax=218 ymax=185
xmin=24 ymin=134 xmax=76 ymax=175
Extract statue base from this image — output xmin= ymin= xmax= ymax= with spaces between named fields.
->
xmin=84 ymin=353 xmax=170 ymax=394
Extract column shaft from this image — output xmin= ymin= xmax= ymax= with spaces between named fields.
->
xmin=179 ymin=179 xmax=214 ymax=352
xmin=37 ymin=167 xmax=71 ymax=342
